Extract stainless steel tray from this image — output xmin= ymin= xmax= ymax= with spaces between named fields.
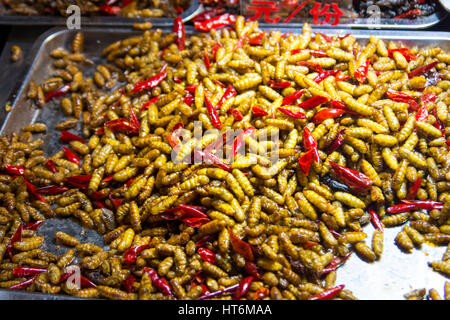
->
xmin=0 ymin=0 xmax=201 ymax=26
xmin=0 ymin=26 xmax=449 ymax=300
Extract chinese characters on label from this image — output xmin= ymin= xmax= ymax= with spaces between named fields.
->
xmin=243 ymin=0 xmax=345 ymax=25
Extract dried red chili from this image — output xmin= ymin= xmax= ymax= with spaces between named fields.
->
xmin=173 ymin=16 xmax=185 ymax=51
xmin=44 ymin=84 xmax=70 ymax=102
xmin=198 ymin=248 xmax=216 ymax=264
xmin=123 ymin=275 xmax=137 ymax=293
xmin=278 ymin=107 xmax=307 ymax=119
xmin=388 ymin=48 xmax=417 ymax=62
xmin=6 ymin=223 xmax=22 ymax=260
xmin=228 ymin=108 xmax=243 ymax=122
xmin=314 ymin=70 xmax=340 ymax=83
xmin=35 ymin=185 xmax=68 ymax=195
xmin=4 ymin=164 xmax=25 ymax=176
xmin=408 ymin=61 xmax=438 ymax=78
xmin=368 ymin=207 xmax=384 ymax=231
xmin=312 ymin=108 xmax=345 ymax=124
xmin=24 ymin=220 xmax=45 ymax=231
xmin=234 ymin=276 xmax=254 ymax=299
xmin=204 ymin=95 xmax=222 ymax=129
xmin=216 ymin=85 xmax=237 ymax=109
xmin=60 ymin=130 xmax=86 ymax=143
xmin=298 ymin=149 xmax=314 ymax=176
xmin=9 ymin=276 xmax=38 ymax=290
xmin=268 ymin=80 xmax=291 ymax=90
xmin=252 ymin=106 xmax=269 ymax=117
xmin=298 ymin=96 xmax=329 ymax=110
xmin=297 ymin=61 xmax=324 ymax=73
xmin=143 ymin=267 xmax=174 ymax=297
xmin=62 ymin=146 xmax=80 ymax=165
xmin=329 ymin=161 xmax=373 ymax=192
xmin=407 ymin=177 xmax=422 ymax=200
xmin=394 ymin=9 xmax=421 ymax=19
xmin=354 ymin=60 xmax=371 ymax=83
xmin=327 ymin=129 xmax=346 ymax=153
xmin=282 ymin=89 xmax=305 ymax=106
xmin=193 ymin=14 xmax=237 ymax=32
xmin=131 ymin=63 xmax=168 ymax=93
xmin=123 ymin=244 xmax=148 ymax=265
xmin=228 ymin=227 xmax=254 ymax=261
xmin=309 ymin=284 xmax=345 ymax=300
xmin=248 ymin=32 xmax=266 ymax=45
xmin=12 ymin=267 xmax=47 ymax=278
xmin=191 ymin=8 xmax=225 ymax=22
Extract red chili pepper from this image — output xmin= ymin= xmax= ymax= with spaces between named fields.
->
xmin=184 ymin=84 xmax=198 ymax=94
xmin=401 ymin=200 xmax=443 ymax=210
xmin=59 ymin=270 xmax=97 ymax=288
xmin=327 ymin=129 xmax=346 ymax=153
xmin=65 ymin=175 xmax=92 ymax=188
xmin=252 ymin=287 xmax=269 ymax=300
xmin=123 ymin=275 xmax=137 ymax=293
xmin=217 ymin=85 xmax=237 ymax=109
xmin=4 ymin=164 xmax=25 ymax=176
xmin=407 ymin=177 xmax=422 ymax=200
xmin=278 ymin=107 xmax=307 ymax=119
xmin=35 ymin=185 xmax=68 ymax=195
xmin=24 ymin=220 xmax=44 ymax=231
xmin=195 ymin=235 xmax=216 ymax=247
xmin=244 ymin=261 xmax=261 ymax=279
xmin=231 ymin=127 xmax=256 ymax=158
xmin=228 ymin=108 xmax=243 ymax=122
xmin=337 ymin=33 xmax=351 ymax=40
xmin=62 ymin=146 xmax=80 ymax=165
xmin=309 ymin=284 xmax=345 ymax=300
xmin=104 ymin=118 xmax=139 ymax=135
xmin=198 ymin=248 xmax=216 ymax=264
xmin=128 ymin=106 xmax=140 ymax=130
xmin=6 ymin=223 xmax=22 ymax=260
xmin=368 ymin=207 xmax=384 ymax=231
xmin=415 ymin=105 xmax=429 ymax=121
xmin=94 ymin=127 xmax=104 ymax=135
xmin=23 ymin=179 xmax=47 ymax=204
xmin=408 ymin=61 xmax=438 ymax=78
xmin=203 ymin=49 xmax=210 ymax=71
xmin=394 ymin=8 xmax=421 ymax=19
xmin=234 ymin=276 xmax=254 ymax=299
xmin=228 ymin=227 xmax=254 ymax=261
xmin=298 ymin=96 xmax=329 ymax=110
xmin=312 ymin=108 xmax=345 ymax=124
xmin=123 ymin=244 xmax=148 ymax=265
xmin=233 ymin=32 xmax=247 ymax=51
xmin=98 ymin=5 xmax=121 ymax=15
xmin=252 ymin=106 xmax=268 ymax=117
xmin=44 ymin=84 xmax=70 ymax=102
xmin=314 ymin=70 xmax=340 ymax=83
xmin=310 ymin=49 xmax=328 ymax=57
xmin=193 ymin=14 xmax=237 ymax=32
xmin=386 ymin=88 xmax=420 ymax=111
xmin=60 ymin=130 xmax=86 ymax=143
xmin=432 ymin=108 xmax=445 ymax=136
xmin=329 ymin=161 xmax=373 ymax=192
xmin=9 ymin=276 xmax=38 ymax=290
xmin=44 ymin=159 xmax=58 ymax=173
xmin=315 ymin=33 xmax=333 ymax=42
xmin=192 ymin=8 xmax=225 ymax=22
xmin=204 ymin=95 xmax=222 ymax=129
xmin=388 ymin=48 xmax=417 ymax=62
xmin=268 ymin=80 xmax=291 ymax=90
xmin=386 ymin=203 xmax=418 ymax=214
xmin=422 ymin=93 xmax=437 ymax=104
xmin=296 ymin=61 xmax=324 ymax=73
xmin=320 ymin=253 xmax=351 ymax=276
xmin=108 ymin=194 xmax=123 ymax=210
xmin=131 ymin=64 xmax=168 ymax=93
xmin=211 ymin=42 xmax=222 ymax=62
xmin=303 ymin=127 xmax=320 ymax=164
xmin=335 ymin=71 xmax=351 ymax=82
xmin=173 ymin=16 xmax=185 ymax=51
xmin=248 ymin=32 xmax=265 ymax=46
xmin=162 ymin=205 xmax=210 ymax=228
xmin=139 ymin=97 xmax=159 ymax=111
xmin=282 ymin=90 xmax=305 ymax=106
xmin=12 ymin=267 xmax=47 ymax=278
xmin=298 ymin=149 xmax=314 ymax=176
xmin=143 ymin=268 xmax=175 ymax=297
xmin=354 ymin=60 xmax=371 ymax=83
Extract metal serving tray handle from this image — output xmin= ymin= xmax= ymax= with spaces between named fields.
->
xmin=0 ymin=26 xmax=449 ymax=300
xmin=0 ymin=0 xmax=200 ymax=26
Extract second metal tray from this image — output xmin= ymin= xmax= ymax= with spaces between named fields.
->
xmin=0 ymin=26 xmax=449 ymax=300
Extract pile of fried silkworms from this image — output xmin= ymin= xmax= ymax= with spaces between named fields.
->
xmin=0 ymin=16 xmax=449 ymax=300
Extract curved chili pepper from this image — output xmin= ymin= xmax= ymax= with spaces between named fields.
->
xmin=415 ymin=105 xmax=428 ymax=121
xmin=337 ymin=33 xmax=351 ymax=40
xmin=131 ymin=63 xmax=168 ymax=93
xmin=173 ymin=16 xmax=185 ymax=51
xmin=319 ymin=253 xmax=351 ymax=276
xmin=143 ymin=267 xmax=175 ymax=298
xmin=309 ymin=284 xmax=345 ymax=300
xmin=59 ymin=270 xmax=97 ymax=288
xmin=296 ymin=61 xmax=323 ymax=73
xmin=298 ymin=95 xmax=329 ymax=110
xmin=193 ymin=14 xmax=237 ymax=32
xmin=233 ymin=32 xmax=247 ymax=51
xmin=217 ymin=85 xmax=237 ymax=109
xmin=44 ymin=159 xmax=58 ymax=173
xmin=62 ymin=146 xmax=80 ymax=165
xmin=329 ymin=161 xmax=373 ymax=192
xmin=123 ymin=275 xmax=137 ymax=293
xmin=386 ymin=88 xmax=420 ymax=111
xmin=6 ymin=223 xmax=22 ymax=260
xmin=228 ymin=227 xmax=254 ymax=261
xmin=432 ymin=107 xmax=445 ymax=136
xmin=278 ymin=107 xmax=307 ymax=119
xmin=108 ymin=194 xmax=123 ymax=210
xmin=388 ymin=48 xmax=417 ymax=62
xmin=401 ymin=200 xmax=443 ymax=210
xmin=315 ymin=33 xmax=333 ymax=42
xmin=312 ymin=108 xmax=345 ymax=124
xmin=335 ymin=71 xmax=351 ymax=82
xmin=65 ymin=175 xmax=92 ymax=188
xmin=211 ymin=42 xmax=222 ymax=62
xmin=282 ymin=89 xmax=305 ymax=106
xmin=248 ymin=32 xmax=265 ymax=46
xmin=252 ymin=106 xmax=268 ymax=117
xmin=35 ymin=185 xmax=68 ymax=195
xmin=303 ymin=127 xmax=320 ymax=164
xmin=139 ymin=97 xmax=159 ymax=111
xmin=60 ymin=130 xmax=86 ymax=143
xmin=327 ymin=129 xmax=346 ymax=153
xmin=198 ymin=248 xmax=216 ymax=264
xmin=12 ymin=267 xmax=47 ymax=278
xmin=4 ymin=164 xmax=25 ymax=176
xmin=368 ymin=207 xmax=384 ymax=231
xmin=228 ymin=108 xmax=243 ymax=122
xmin=407 ymin=177 xmax=422 ymax=200
xmin=44 ymin=84 xmax=70 ymax=102
xmin=123 ymin=244 xmax=148 ymax=265
xmin=204 ymin=95 xmax=222 ymax=129
xmin=303 ymin=240 xmax=319 ymax=249
xmin=128 ymin=105 xmax=140 ymax=129
xmin=231 ymin=127 xmax=256 ymax=158
xmin=24 ymin=220 xmax=44 ymax=231
xmin=105 ymin=118 xmax=139 ymax=135
xmin=196 ymin=283 xmax=240 ymax=300
xmin=268 ymin=80 xmax=291 ymax=90
xmin=422 ymin=93 xmax=437 ymax=104
xmin=298 ymin=149 xmax=314 ymax=176
xmin=195 ymin=149 xmax=231 ymax=172
xmin=310 ymin=49 xmax=328 ymax=57
xmin=192 ymin=8 xmax=225 ymax=22
xmin=184 ymin=84 xmax=198 ymax=94
xmin=9 ymin=276 xmax=37 ymax=290
xmin=354 ymin=60 xmax=371 ymax=83
xmin=23 ymin=179 xmax=47 ymax=204
xmin=234 ymin=276 xmax=254 ymax=299
xmin=244 ymin=261 xmax=261 ymax=279
xmin=195 ymin=235 xmax=216 ymax=247
xmin=386 ymin=203 xmax=418 ymax=214
xmin=408 ymin=61 xmax=438 ymax=78
xmin=394 ymin=8 xmax=421 ymax=19
xmin=203 ymin=49 xmax=211 ymax=71
xmin=314 ymin=70 xmax=340 ymax=83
